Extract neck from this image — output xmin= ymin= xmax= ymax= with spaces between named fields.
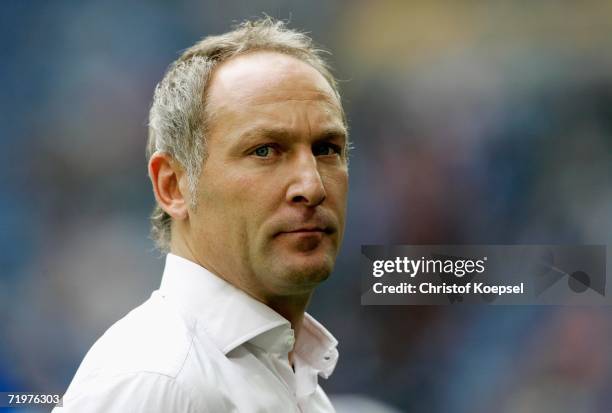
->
xmin=262 ymin=292 xmax=312 ymax=368
xmin=172 ymin=246 xmax=314 ymax=368
xmin=170 ymin=237 xmax=313 ymax=335
xmin=170 ymin=231 xmax=316 ymax=359
xmin=262 ymin=292 xmax=312 ymax=334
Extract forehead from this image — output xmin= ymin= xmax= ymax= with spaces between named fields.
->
xmin=205 ymin=51 xmax=343 ymax=123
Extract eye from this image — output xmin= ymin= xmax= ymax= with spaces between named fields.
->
xmin=252 ymin=145 xmax=274 ymax=158
xmin=313 ymin=142 xmax=342 ymax=157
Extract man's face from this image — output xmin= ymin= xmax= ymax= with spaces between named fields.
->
xmin=186 ymin=51 xmax=348 ymax=299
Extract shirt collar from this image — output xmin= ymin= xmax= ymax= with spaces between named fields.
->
xmin=159 ymin=253 xmax=288 ymax=354
xmin=296 ymin=314 xmax=339 ymax=379
xmin=293 ymin=315 xmax=339 ymax=398
xmin=158 ymin=253 xmax=338 ymax=376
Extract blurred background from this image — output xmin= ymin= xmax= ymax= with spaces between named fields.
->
xmin=1 ymin=1 xmax=612 ymax=412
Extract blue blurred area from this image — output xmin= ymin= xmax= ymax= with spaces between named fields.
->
xmin=2 ymin=1 xmax=612 ymax=412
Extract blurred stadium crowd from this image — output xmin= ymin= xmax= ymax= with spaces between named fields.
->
xmin=1 ymin=1 xmax=612 ymax=412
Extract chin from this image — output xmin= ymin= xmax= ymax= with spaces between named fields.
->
xmin=272 ymin=255 xmax=334 ymax=293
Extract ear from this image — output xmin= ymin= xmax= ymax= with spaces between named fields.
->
xmin=148 ymin=152 xmax=189 ymax=220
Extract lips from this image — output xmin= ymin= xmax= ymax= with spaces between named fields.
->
xmin=278 ymin=227 xmax=334 ymax=238
xmin=284 ymin=227 xmax=329 ymax=234
xmin=274 ymin=217 xmax=337 ymax=237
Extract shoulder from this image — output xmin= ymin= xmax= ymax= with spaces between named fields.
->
xmin=75 ymin=291 xmax=194 ymax=379
xmin=60 ymin=292 xmax=232 ymax=412
xmin=55 ymin=370 xmax=200 ymax=413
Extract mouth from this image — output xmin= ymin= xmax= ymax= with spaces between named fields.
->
xmin=276 ymin=225 xmax=336 ymax=237
xmin=274 ymin=226 xmax=335 ymax=254
xmin=285 ymin=227 xmax=331 ymax=234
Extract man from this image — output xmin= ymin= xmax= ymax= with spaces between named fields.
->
xmin=55 ymin=17 xmax=349 ymax=412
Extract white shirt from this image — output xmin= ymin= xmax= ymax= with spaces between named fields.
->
xmin=54 ymin=253 xmax=339 ymax=412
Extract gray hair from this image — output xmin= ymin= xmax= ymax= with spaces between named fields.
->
xmin=146 ymin=17 xmax=346 ymax=252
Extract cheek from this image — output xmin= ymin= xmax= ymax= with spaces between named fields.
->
xmin=322 ymin=168 xmax=349 ymax=204
xmin=227 ymin=172 xmax=271 ymax=209
xmin=195 ymin=175 xmax=253 ymax=253
xmin=322 ymin=169 xmax=349 ymax=233
xmin=213 ymin=170 xmax=279 ymax=232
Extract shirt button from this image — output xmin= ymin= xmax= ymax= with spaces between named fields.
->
xmin=286 ymin=334 xmax=295 ymax=348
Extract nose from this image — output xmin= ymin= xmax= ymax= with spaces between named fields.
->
xmin=286 ymin=152 xmax=326 ymax=207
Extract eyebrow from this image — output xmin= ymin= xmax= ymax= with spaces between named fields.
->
xmin=239 ymin=126 xmax=347 ymax=144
